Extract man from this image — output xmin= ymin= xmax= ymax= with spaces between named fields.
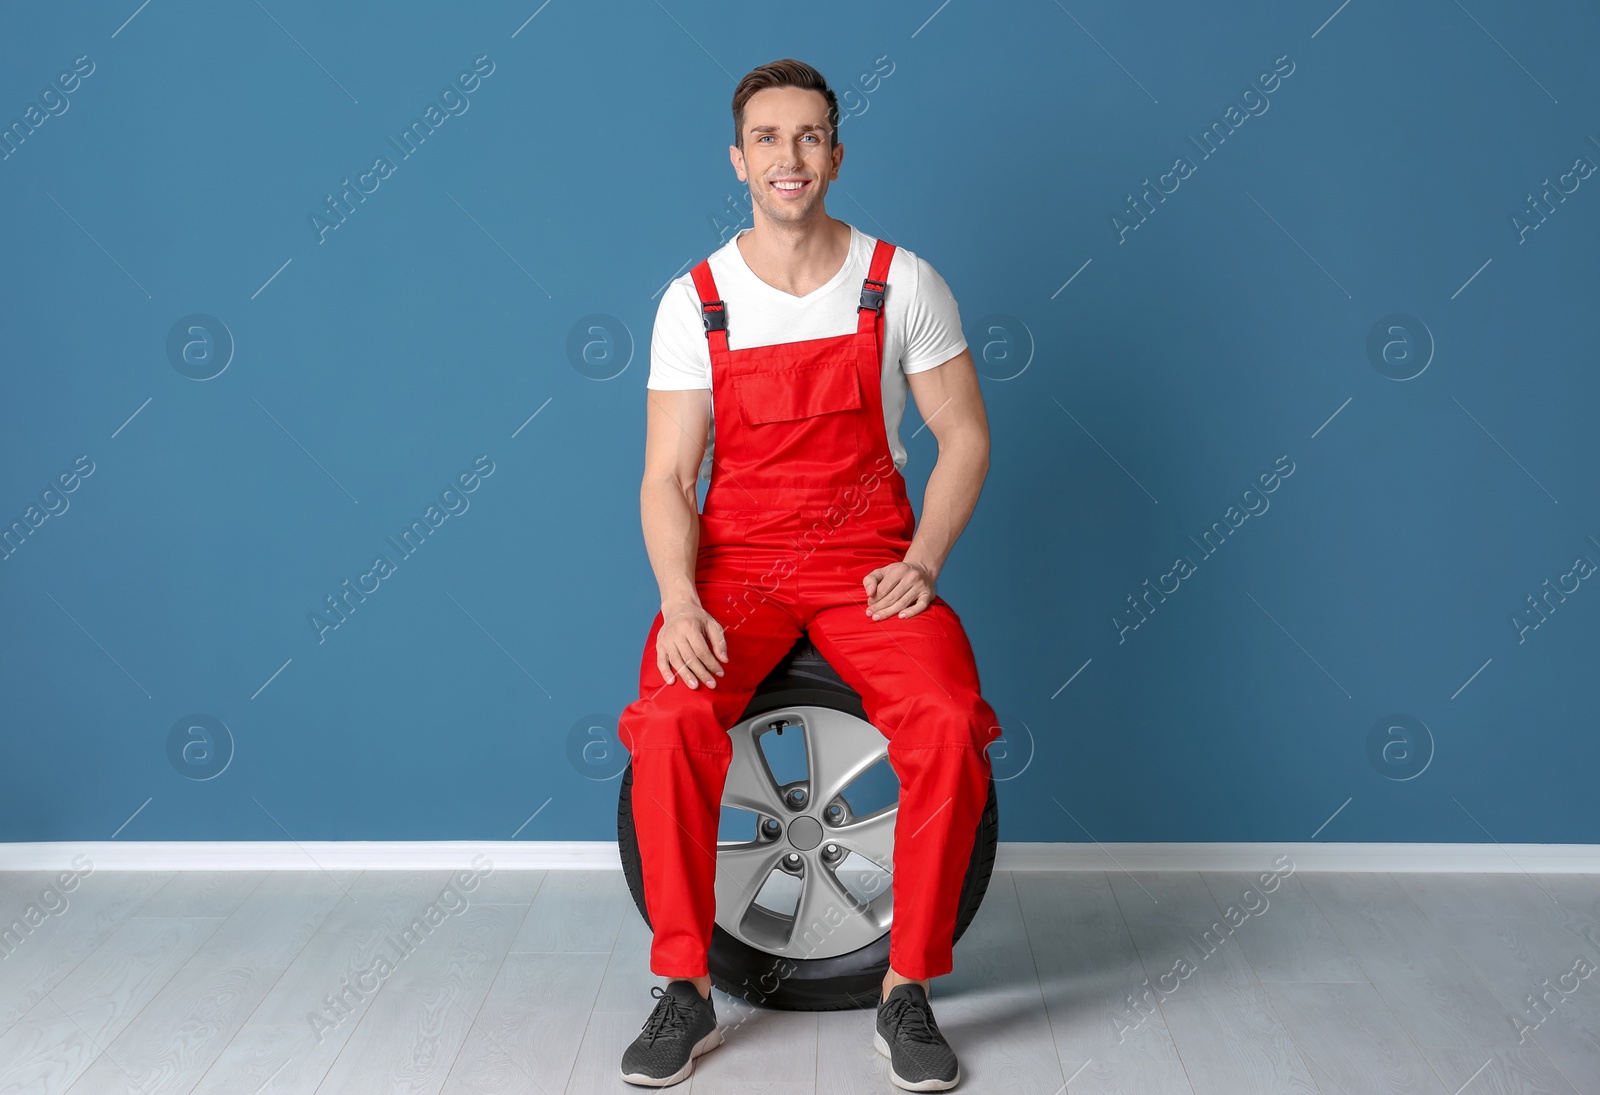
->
xmin=617 ymin=58 xmax=1001 ymax=1091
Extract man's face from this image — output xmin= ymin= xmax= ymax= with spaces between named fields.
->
xmin=731 ymin=85 xmax=843 ymax=226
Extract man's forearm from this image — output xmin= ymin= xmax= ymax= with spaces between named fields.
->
xmin=641 ymin=478 xmax=702 ymax=609
xmin=903 ymin=433 xmax=989 ymax=583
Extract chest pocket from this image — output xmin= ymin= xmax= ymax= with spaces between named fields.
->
xmin=733 ymin=360 xmax=863 ymax=426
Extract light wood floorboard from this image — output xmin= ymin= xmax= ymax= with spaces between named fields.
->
xmin=0 ymin=868 xmax=1595 ymax=1094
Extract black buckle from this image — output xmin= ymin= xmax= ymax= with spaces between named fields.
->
xmin=858 ymin=279 xmax=886 ymax=314
xmin=701 ymin=301 xmax=727 ymax=335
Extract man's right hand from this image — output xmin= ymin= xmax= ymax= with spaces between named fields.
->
xmin=656 ymin=601 xmax=729 ymax=689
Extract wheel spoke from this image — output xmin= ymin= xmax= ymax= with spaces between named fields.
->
xmin=791 ymin=861 xmax=850 ymax=945
xmin=801 ymin=706 xmax=886 ymax=807
xmin=830 ymin=805 xmax=897 ymax=871
xmin=722 ymin=721 xmax=786 ymax=817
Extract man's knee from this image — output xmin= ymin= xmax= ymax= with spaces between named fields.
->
xmin=888 ymin=690 xmax=1002 ymax=752
xmin=618 ymin=691 xmax=734 ymax=756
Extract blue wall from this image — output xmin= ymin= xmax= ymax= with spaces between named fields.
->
xmin=4 ymin=1 xmax=1597 ymax=844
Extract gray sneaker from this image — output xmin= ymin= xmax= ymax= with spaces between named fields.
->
xmin=620 ymin=979 xmax=723 ymax=1087
xmin=874 ymin=983 xmax=960 ymax=1091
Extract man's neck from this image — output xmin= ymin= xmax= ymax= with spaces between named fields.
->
xmin=735 ymin=214 xmax=851 ymax=298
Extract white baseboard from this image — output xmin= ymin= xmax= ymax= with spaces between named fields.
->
xmin=3 ymin=841 xmax=1598 ymax=873
xmin=993 ymin=842 xmax=1600 ymax=873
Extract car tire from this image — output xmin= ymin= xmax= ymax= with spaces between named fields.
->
xmin=617 ymin=636 xmax=1000 ymax=1011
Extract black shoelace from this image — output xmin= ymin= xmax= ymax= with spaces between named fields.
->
xmin=640 ymin=986 xmax=698 ymax=1045
xmin=882 ymin=995 xmax=943 ymax=1045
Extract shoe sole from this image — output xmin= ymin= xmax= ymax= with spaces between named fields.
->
xmin=874 ymin=1029 xmax=960 ymax=1091
xmin=620 ymin=1025 xmax=724 ymax=1087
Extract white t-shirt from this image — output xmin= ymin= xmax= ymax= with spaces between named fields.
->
xmin=648 ymin=223 xmax=967 ymax=482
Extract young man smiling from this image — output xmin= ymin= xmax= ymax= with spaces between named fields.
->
xmin=618 ymin=58 xmax=999 ymax=1091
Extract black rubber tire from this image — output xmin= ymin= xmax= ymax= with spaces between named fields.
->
xmin=617 ymin=636 xmax=1000 ymax=1011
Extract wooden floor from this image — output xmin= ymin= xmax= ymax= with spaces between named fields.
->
xmin=1 ymin=868 xmax=1598 ymax=1093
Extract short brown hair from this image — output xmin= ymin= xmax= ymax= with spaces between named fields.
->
xmin=732 ymin=59 xmax=839 ymax=153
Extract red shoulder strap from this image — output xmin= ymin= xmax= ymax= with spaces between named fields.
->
xmin=688 ymin=259 xmax=728 ymax=355
xmin=856 ymin=238 xmax=896 ymax=359
xmin=866 ymin=237 xmax=895 ymax=287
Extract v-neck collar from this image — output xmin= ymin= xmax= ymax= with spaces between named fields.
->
xmin=729 ymin=223 xmax=859 ymax=303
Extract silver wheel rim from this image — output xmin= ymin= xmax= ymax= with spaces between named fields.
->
xmin=715 ymin=704 xmax=896 ymax=961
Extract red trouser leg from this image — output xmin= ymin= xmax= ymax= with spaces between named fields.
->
xmin=617 ymin=570 xmax=804 ymax=978
xmin=802 ymin=555 xmax=1002 ymax=982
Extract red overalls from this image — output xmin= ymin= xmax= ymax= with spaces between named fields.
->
xmin=619 ymin=237 xmax=1002 ymax=982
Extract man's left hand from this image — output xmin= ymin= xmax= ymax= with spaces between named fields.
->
xmin=863 ymin=560 xmax=937 ymax=621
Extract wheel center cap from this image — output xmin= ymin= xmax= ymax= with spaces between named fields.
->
xmin=787 ymin=815 xmax=823 ymax=851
